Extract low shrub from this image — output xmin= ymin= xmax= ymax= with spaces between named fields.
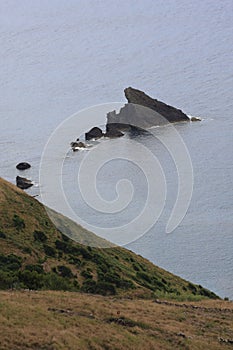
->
xmin=67 ymin=256 xmax=81 ymax=267
xmin=0 ymin=254 xmax=22 ymax=271
xmin=81 ymin=279 xmax=116 ymax=295
xmin=25 ymin=264 xmax=44 ymax=274
xmin=0 ymin=271 xmax=19 ymax=289
xmin=61 ymin=233 xmax=69 ymax=242
xmin=188 ymin=282 xmax=197 ymax=294
xmin=81 ymin=270 xmax=93 ymax=279
xmin=0 ymin=231 xmax=6 ymax=239
xmin=57 ymin=265 xmax=74 ymax=278
xmin=95 ymin=282 xmax=116 ymax=296
xmin=18 ymin=270 xmax=44 ymax=290
xmin=22 ymin=246 xmax=32 ymax=254
xmin=43 ymin=244 xmax=56 ymax=257
xmin=81 ymin=279 xmax=97 ymax=293
xmin=136 ymin=271 xmax=152 ymax=283
xmin=33 ymin=230 xmax=47 ymax=242
xmin=43 ymin=273 xmax=78 ymax=291
xmin=13 ymin=215 xmax=25 ymax=230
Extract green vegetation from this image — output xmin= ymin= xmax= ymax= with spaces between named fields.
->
xmin=12 ymin=214 xmax=25 ymax=230
xmin=0 ymin=231 xmax=6 ymax=238
xmin=0 ymin=177 xmax=219 ymax=300
xmin=33 ymin=230 xmax=47 ymax=242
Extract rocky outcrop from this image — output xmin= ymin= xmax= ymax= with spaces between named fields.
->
xmin=107 ymin=103 xmax=165 ymax=130
xmin=124 ymin=87 xmax=189 ymax=123
xmin=106 ymin=87 xmax=190 ymax=131
xmin=16 ymin=162 xmax=31 ymax=170
xmin=85 ymin=127 xmax=103 ymax=141
xmin=16 ymin=176 xmax=33 ymax=190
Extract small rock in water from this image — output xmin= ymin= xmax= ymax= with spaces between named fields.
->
xmin=70 ymin=141 xmax=87 ymax=151
xmin=190 ymin=116 xmax=201 ymax=122
xmin=16 ymin=162 xmax=31 ymax=170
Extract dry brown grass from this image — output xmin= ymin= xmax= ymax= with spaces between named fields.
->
xmin=0 ymin=291 xmax=232 ymax=350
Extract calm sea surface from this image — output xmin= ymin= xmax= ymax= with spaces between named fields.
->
xmin=0 ymin=0 xmax=232 ymax=298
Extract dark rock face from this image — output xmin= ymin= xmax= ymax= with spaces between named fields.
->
xmin=106 ymin=103 xmax=162 ymax=130
xmin=124 ymin=87 xmax=189 ymax=123
xmin=106 ymin=122 xmax=131 ymax=132
xmin=106 ymin=87 xmax=189 ymax=131
xmin=16 ymin=176 xmax=33 ymax=190
xmin=85 ymin=127 xmax=103 ymax=141
xmin=16 ymin=162 xmax=31 ymax=170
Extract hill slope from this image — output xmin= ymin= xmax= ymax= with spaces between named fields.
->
xmin=0 ymin=177 xmax=218 ymax=299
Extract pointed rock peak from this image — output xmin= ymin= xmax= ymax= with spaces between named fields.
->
xmin=124 ymin=87 xmax=189 ymax=123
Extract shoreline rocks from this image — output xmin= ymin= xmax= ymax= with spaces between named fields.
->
xmin=16 ymin=176 xmax=33 ymax=190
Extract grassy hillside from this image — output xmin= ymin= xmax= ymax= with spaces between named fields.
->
xmin=0 ymin=291 xmax=232 ymax=350
xmin=0 ymin=177 xmax=218 ymax=300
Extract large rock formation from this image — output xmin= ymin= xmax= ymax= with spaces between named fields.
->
xmin=106 ymin=87 xmax=190 ymax=131
xmin=124 ymin=87 xmax=189 ymax=122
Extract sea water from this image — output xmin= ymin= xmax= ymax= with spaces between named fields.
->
xmin=0 ymin=0 xmax=232 ymax=298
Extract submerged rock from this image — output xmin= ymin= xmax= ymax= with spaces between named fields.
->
xmin=106 ymin=87 xmax=190 ymax=131
xmin=16 ymin=176 xmax=33 ymax=190
xmin=190 ymin=116 xmax=201 ymax=121
xmin=104 ymin=129 xmax=124 ymax=138
xmin=16 ymin=162 xmax=31 ymax=170
xmin=85 ymin=127 xmax=103 ymax=141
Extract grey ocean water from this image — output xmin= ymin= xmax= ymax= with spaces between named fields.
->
xmin=0 ymin=0 xmax=232 ymax=298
